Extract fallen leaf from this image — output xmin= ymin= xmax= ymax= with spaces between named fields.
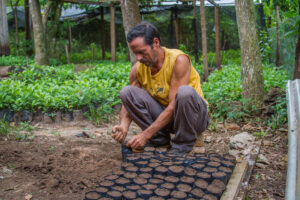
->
xmin=226 ymin=123 xmax=240 ymax=131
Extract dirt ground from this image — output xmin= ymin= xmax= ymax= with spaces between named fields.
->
xmin=0 ymin=117 xmax=287 ymax=200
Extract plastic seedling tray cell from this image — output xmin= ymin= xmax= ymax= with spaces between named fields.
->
xmin=170 ymin=190 xmax=188 ymax=199
xmin=191 ymin=188 xmax=205 ymax=199
xmin=122 ymin=190 xmax=137 ymax=200
xmin=84 ymin=191 xmax=102 ymax=200
xmin=196 ymin=172 xmax=212 ymax=182
xmin=168 ymin=165 xmax=184 ymax=176
xmin=137 ymin=189 xmax=153 ymax=199
xmin=195 ymin=179 xmax=209 ymax=190
xmin=106 ymin=190 xmax=122 ymax=200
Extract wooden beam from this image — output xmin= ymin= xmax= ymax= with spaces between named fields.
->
xmin=221 ymin=161 xmax=249 ymax=200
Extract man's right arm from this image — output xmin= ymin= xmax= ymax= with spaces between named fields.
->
xmin=112 ymin=63 xmax=140 ymax=143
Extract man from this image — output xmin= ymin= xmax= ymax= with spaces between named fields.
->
xmin=112 ymin=22 xmax=209 ymax=154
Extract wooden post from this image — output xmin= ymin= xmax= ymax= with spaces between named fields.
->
xmin=193 ymin=0 xmax=199 ymax=63
xmin=110 ymin=4 xmax=116 ymax=62
xmin=276 ymin=5 xmax=281 ymax=67
xmin=68 ymin=23 xmax=72 ymax=52
xmin=174 ymin=7 xmax=179 ymax=48
xmin=215 ymin=6 xmax=221 ymax=67
xmin=200 ymin=0 xmax=208 ymax=81
xmin=100 ymin=6 xmax=105 ymax=60
xmin=65 ymin=44 xmax=70 ymax=64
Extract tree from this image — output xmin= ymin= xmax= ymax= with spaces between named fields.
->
xmin=120 ymin=0 xmax=141 ymax=64
xmin=24 ymin=0 xmax=32 ymax=56
xmin=110 ymin=4 xmax=116 ymax=62
xmin=30 ymin=0 xmax=49 ymax=65
xmin=293 ymin=0 xmax=300 ymax=79
xmin=235 ymin=0 xmax=264 ymax=107
xmin=215 ymin=6 xmax=221 ymax=67
xmin=0 ymin=0 xmax=10 ymax=56
xmin=200 ymin=0 xmax=208 ymax=81
xmin=9 ymin=0 xmax=21 ymax=52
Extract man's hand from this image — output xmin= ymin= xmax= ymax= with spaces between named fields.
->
xmin=112 ymin=125 xmax=127 ymax=144
xmin=126 ymin=132 xmax=148 ymax=149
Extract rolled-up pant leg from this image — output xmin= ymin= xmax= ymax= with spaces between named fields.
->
xmin=120 ymin=86 xmax=172 ymax=146
xmin=172 ymin=86 xmax=209 ymax=152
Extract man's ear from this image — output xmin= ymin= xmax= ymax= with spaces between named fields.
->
xmin=153 ymin=38 xmax=160 ymax=48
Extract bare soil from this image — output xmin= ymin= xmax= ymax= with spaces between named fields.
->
xmin=0 ymin=118 xmax=287 ymax=200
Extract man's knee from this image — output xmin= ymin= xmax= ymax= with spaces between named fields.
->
xmin=176 ymin=86 xmax=195 ymax=101
xmin=120 ymin=86 xmax=135 ymax=100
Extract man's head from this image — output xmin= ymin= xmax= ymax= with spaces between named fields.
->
xmin=127 ymin=22 xmax=161 ymax=67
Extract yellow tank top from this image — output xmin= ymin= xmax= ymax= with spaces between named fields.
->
xmin=137 ymin=47 xmax=208 ymax=106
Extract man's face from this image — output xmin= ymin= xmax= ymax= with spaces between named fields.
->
xmin=129 ymin=37 xmax=158 ymax=67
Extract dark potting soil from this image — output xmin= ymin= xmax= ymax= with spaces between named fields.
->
xmin=142 ymin=184 xmax=157 ymax=190
xmin=170 ymin=190 xmax=187 ymax=199
xmin=203 ymin=167 xmax=218 ymax=173
xmin=176 ymin=183 xmax=192 ymax=192
xmin=191 ymin=188 xmax=205 ymax=198
xmin=165 ymin=176 xmax=180 ymax=183
xmin=149 ymin=178 xmax=164 ymax=184
xmin=207 ymin=161 xmax=221 ymax=168
xmin=107 ymin=190 xmax=122 ymax=199
xmin=219 ymin=166 xmax=233 ymax=174
xmin=124 ymin=172 xmax=138 ymax=179
xmin=195 ymin=179 xmax=209 ymax=189
xmin=154 ymin=188 xmax=171 ymax=197
xmin=133 ymin=177 xmax=147 ymax=185
xmin=203 ymin=194 xmax=218 ymax=200
xmin=139 ymin=173 xmax=152 ymax=179
xmin=122 ymin=191 xmax=137 ymax=199
xmin=85 ymin=191 xmax=101 ymax=200
xmin=161 ymin=182 xmax=175 ymax=190
xmin=127 ymin=185 xmax=141 ymax=191
xmin=99 ymin=180 xmax=114 ymax=187
xmin=180 ymin=176 xmax=195 ymax=184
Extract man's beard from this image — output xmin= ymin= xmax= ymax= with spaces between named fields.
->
xmin=141 ymin=50 xmax=158 ymax=68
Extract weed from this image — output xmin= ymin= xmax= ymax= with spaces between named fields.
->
xmin=254 ymin=131 xmax=266 ymax=140
xmin=49 ymin=146 xmax=56 ymax=151
xmin=50 ymin=130 xmax=61 ymax=136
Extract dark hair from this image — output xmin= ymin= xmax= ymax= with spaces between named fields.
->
xmin=127 ymin=22 xmax=161 ymax=46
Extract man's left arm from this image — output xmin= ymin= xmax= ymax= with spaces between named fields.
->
xmin=127 ymin=55 xmax=191 ymax=149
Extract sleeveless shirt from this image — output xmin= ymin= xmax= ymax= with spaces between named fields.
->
xmin=136 ymin=47 xmax=207 ymax=106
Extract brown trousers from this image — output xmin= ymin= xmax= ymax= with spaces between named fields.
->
xmin=120 ymin=85 xmax=209 ymax=152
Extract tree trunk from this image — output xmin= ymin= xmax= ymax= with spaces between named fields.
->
xmin=276 ymin=5 xmax=281 ymax=67
xmin=235 ymin=0 xmax=264 ymax=107
xmin=30 ymin=0 xmax=49 ymax=65
xmin=120 ymin=0 xmax=141 ymax=64
xmin=100 ymin=6 xmax=105 ymax=60
xmin=24 ymin=0 xmax=32 ymax=56
xmin=215 ymin=6 xmax=221 ymax=67
xmin=68 ymin=23 xmax=72 ymax=52
xmin=192 ymin=0 xmax=199 ymax=63
xmin=48 ymin=1 xmax=63 ymax=58
xmin=293 ymin=0 xmax=300 ymax=80
xmin=110 ymin=4 xmax=116 ymax=62
xmin=174 ymin=7 xmax=178 ymax=48
xmin=11 ymin=0 xmax=20 ymax=52
xmin=200 ymin=0 xmax=208 ymax=81
xmin=0 ymin=0 xmax=10 ymax=56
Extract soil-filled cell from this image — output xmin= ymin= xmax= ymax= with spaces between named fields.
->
xmin=149 ymin=158 xmax=161 ymax=163
xmin=207 ymin=179 xmax=226 ymax=197
xmin=107 ymin=190 xmax=122 ymax=200
xmin=168 ymin=165 xmax=184 ymax=176
xmin=203 ymin=194 xmax=218 ymax=200
xmin=148 ymin=162 xmax=160 ymax=168
xmin=161 ymin=182 xmax=175 ymax=190
xmin=195 ymin=179 xmax=209 ymax=190
xmin=124 ymin=172 xmax=138 ymax=179
xmin=170 ymin=190 xmax=187 ymax=199
xmin=207 ymin=161 xmax=221 ymax=168
xmin=85 ymin=191 xmax=102 ymax=200
xmin=180 ymin=176 xmax=195 ymax=185
xmin=219 ymin=166 xmax=233 ymax=174
xmin=184 ymin=167 xmax=197 ymax=177
xmin=149 ymin=196 xmax=165 ymax=200
xmin=210 ymin=157 xmax=221 ymax=163
xmin=121 ymin=162 xmax=134 ymax=171
xmin=165 ymin=176 xmax=180 ymax=184
xmin=191 ymin=188 xmax=205 ymax=198
xmin=127 ymin=185 xmax=141 ymax=191
xmin=149 ymin=178 xmax=164 ymax=184
xmin=154 ymin=188 xmax=171 ymax=198
xmin=176 ymin=183 xmax=192 ymax=192
xmin=139 ymin=167 xmax=153 ymax=174
xmin=144 ymin=146 xmax=156 ymax=152
xmin=137 ymin=189 xmax=153 ymax=199
xmin=142 ymin=183 xmax=157 ymax=190
xmin=223 ymin=154 xmax=236 ymax=162
xmin=154 ymin=166 xmax=168 ymax=176
xmin=122 ymin=191 xmax=137 ymax=200
xmin=113 ymin=170 xmax=124 ymax=176
xmin=221 ymin=160 xmax=235 ymax=170
xmin=203 ymin=167 xmax=218 ymax=173
xmin=139 ymin=173 xmax=152 ymax=179
xmin=115 ymin=177 xmax=130 ymax=186
xmin=212 ymin=171 xmax=228 ymax=184
xmin=99 ymin=180 xmax=114 ymax=188
xmin=155 ymin=147 xmax=168 ymax=154
xmin=135 ymin=160 xmax=148 ymax=168
xmin=133 ymin=177 xmax=147 ymax=185
xmin=191 ymin=163 xmax=205 ymax=171
xmin=111 ymin=186 xmax=125 ymax=192
xmin=125 ymin=166 xmax=139 ymax=173
xmin=104 ymin=174 xmax=119 ymax=181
